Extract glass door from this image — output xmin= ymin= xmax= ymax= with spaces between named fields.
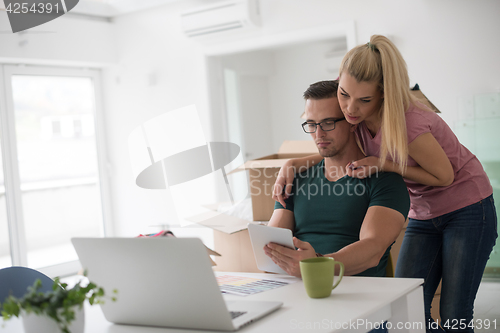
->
xmin=1 ymin=65 xmax=109 ymax=277
xmin=0 ymin=66 xmax=14 ymax=269
xmin=0 ymin=138 xmax=12 ymax=269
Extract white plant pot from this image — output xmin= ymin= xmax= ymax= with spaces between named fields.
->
xmin=22 ymin=306 xmax=85 ymax=333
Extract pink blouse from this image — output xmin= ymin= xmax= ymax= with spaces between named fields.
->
xmin=356 ymin=103 xmax=492 ymax=220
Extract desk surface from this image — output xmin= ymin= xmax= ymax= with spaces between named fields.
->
xmin=2 ymin=272 xmax=425 ymax=333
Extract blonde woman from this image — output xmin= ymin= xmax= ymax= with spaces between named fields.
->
xmin=273 ymin=35 xmax=497 ymax=333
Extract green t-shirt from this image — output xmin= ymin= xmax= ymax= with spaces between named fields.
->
xmin=275 ymin=160 xmax=410 ymax=277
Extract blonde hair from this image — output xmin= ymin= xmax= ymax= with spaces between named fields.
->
xmin=339 ymin=35 xmax=414 ymax=174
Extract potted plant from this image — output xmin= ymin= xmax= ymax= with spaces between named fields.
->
xmin=0 ymin=275 xmax=117 ymax=333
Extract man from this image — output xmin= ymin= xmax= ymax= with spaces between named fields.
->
xmin=264 ymin=80 xmax=410 ymax=278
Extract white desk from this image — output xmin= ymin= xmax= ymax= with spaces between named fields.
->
xmin=2 ymin=273 xmax=425 ymax=333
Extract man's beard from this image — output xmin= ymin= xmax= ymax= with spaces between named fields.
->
xmin=318 ymin=146 xmax=337 ymax=158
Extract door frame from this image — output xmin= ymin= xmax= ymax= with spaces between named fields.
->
xmin=0 ymin=64 xmax=112 ymax=277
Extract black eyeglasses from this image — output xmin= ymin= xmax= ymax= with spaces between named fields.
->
xmin=301 ymin=117 xmax=346 ymax=133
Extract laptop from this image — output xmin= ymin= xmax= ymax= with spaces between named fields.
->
xmin=71 ymin=237 xmax=282 ymax=331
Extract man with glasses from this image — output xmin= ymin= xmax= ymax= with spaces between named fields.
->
xmin=264 ymin=80 xmax=410 ymax=278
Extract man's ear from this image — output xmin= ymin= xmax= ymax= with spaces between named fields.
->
xmin=350 ymin=123 xmax=358 ymax=132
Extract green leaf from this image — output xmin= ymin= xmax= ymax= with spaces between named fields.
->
xmin=0 ymin=276 xmax=117 ymax=327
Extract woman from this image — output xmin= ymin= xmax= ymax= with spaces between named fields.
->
xmin=273 ymin=35 xmax=497 ymax=333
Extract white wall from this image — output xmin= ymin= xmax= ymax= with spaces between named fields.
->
xmin=218 ymin=38 xmax=346 ymax=158
xmin=268 ymin=39 xmax=346 ymax=151
xmin=101 ymin=0 xmax=214 ymax=238
xmin=220 ymin=50 xmax=276 ymax=159
xmin=0 ymin=15 xmax=116 ymax=65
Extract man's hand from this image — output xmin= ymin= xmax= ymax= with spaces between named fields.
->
xmin=264 ymin=237 xmax=316 ymax=277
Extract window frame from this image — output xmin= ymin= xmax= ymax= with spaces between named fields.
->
xmin=0 ymin=64 xmax=112 ymax=277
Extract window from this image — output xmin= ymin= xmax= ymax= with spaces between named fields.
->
xmin=0 ymin=137 xmax=12 ymax=268
xmin=0 ymin=65 xmax=109 ymax=277
xmin=455 ymin=92 xmax=500 ymax=278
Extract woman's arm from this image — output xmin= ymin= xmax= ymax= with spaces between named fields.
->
xmin=401 ymin=132 xmax=454 ymax=186
xmin=272 ymin=154 xmax=323 ymax=207
xmin=348 ymin=133 xmax=454 ymax=186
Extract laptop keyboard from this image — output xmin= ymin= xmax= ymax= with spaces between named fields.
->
xmin=230 ymin=311 xmax=247 ymax=320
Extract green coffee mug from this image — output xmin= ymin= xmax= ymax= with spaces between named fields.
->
xmin=299 ymin=257 xmax=345 ymax=298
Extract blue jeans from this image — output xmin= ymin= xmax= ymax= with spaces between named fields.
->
xmin=395 ymin=195 xmax=498 ymax=333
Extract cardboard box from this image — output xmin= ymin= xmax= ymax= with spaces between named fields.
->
xmin=389 ymin=219 xmax=408 ymax=273
xmin=187 ymin=203 xmax=264 ymax=272
xmin=230 ymin=140 xmax=317 ymax=221
xmin=431 ymin=295 xmax=441 ymax=323
xmin=212 ymin=229 xmax=263 ymax=273
xmin=411 ymin=84 xmax=440 ymax=113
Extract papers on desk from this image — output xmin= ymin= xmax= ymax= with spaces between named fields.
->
xmin=217 ymin=275 xmax=292 ymax=296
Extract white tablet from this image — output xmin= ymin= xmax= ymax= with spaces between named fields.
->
xmin=247 ymin=223 xmax=295 ymax=274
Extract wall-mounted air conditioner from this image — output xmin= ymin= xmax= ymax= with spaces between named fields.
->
xmin=181 ymin=0 xmax=261 ymax=38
